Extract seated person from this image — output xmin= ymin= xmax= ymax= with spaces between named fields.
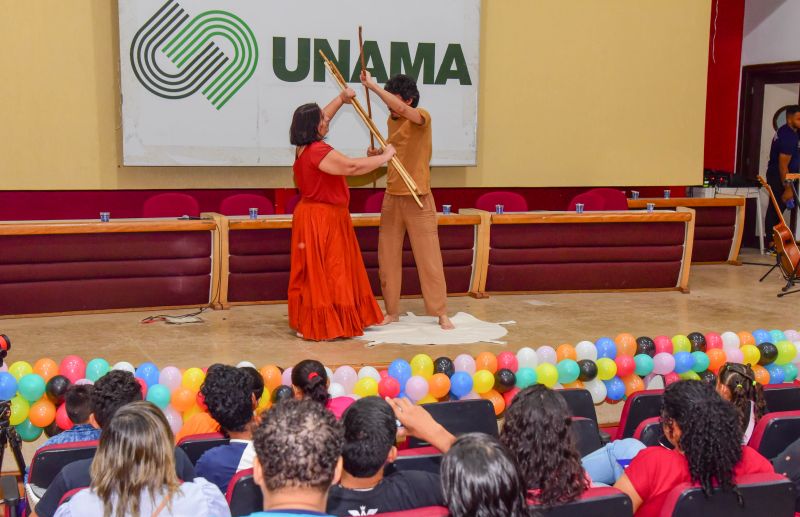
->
xmin=33 ymin=370 xmax=195 ymax=517
xmin=771 ymin=437 xmax=800 ymax=512
xmin=716 ymin=362 xmax=766 ymax=443
xmin=441 ymin=433 xmax=528 ymax=517
xmin=241 ymin=365 xmax=265 ymax=404
xmin=195 ymin=364 xmax=258 ymax=494
xmin=40 ymin=385 xmax=100 ymax=447
xmin=326 ymin=396 xmax=454 ymax=515
xmin=244 ymin=398 xmax=344 ymax=517
xmin=614 ymin=380 xmax=774 ymax=516
xmin=54 ymin=401 xmax=229 ymax=517
xmin=292 ymin=359 xmax=353 ymax=418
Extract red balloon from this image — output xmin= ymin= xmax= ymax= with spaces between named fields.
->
xmin=378 ymin=377 xmax=401 ymax=398
xmin=379 ymin=370 xmax=389 ymax=379
xmin=614 ymin=355 xmax=636 ymax=377
xmin=59 ymin=355 xmax=86 ymax=384
xmin=136 ymin=378 xmax=147 ymax=398
xmin=705 ymin=332 xmax=723 ymax=350
xmin=196 ymin=392 xmax=208 ymax=412
xmin=664 ymin=372 xmax=681 ymax=386
xmin=654 ymin=336 xmax=673 ymax=355
xmin=55 ymin=403 xmax=74 ymax=431
xmin=502 ymin=387 xmax=520 ymax=407
xmin=496 ymin=352 xmax=519 ymax=372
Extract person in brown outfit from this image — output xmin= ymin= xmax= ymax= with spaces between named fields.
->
xmin=362 ymin=71 xmax=453 ymax=330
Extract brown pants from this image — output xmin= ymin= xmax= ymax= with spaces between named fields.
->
xmin=379 ymin=193 xmax=448 ymax=317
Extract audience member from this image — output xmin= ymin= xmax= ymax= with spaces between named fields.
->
xmin=327 ymin=397 xmax=454 ymax=515
xmin=244 ymin=399 xmax=343 ymax=517
xmin=241 ymin=365 xmax=265 ymax=402
xmin=195 ymin=364 xmax=258 ymax=494
xmin=614 ymin=380 xmax=774 ymax=516
xmin=174 ymin=364 xmax=226 ymax=443
xmin=716 ymin=362 xmax=766 ymax=443
xmin=54 ymin=401 xmax=229 ymax=517
xmin=40 ymin=385 xmax=100 ymax=447
xmin=441 ymin=433 xmax=529 ymax=517
xmin=292 ymin=359 xmax=353 ymax=418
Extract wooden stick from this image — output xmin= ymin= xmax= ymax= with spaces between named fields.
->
xmin=319 ymin=50 xmax=423 ymax=207
xmin=358 ymin=26 xmax=377 ymax=189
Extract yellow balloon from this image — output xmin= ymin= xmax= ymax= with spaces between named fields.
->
xmin=9 ymin=361 xmax=33 ymax=381
xmin=10 ymin=395 xmax=29 ymax=426
xmin=417 ymin=395 xmax=438 ymax=405
xmin=257 ymin=390 xmax=272 ymax=413
xmin=596 ymin=358 xmax=618 ymax=381
xmin=410 ymin=354 xmax=434 ymax=379
xmin=741 ymin=345 xmax=761 ymax=366
xmin=182 ymin=404 xmax=202 ymax=422
xmin=353 ymin=378 xmax=379 ymax=398
xmin=535 ymin=363 xmax=559 ymax=388
xmin=182 ymin=368 xmax=206 ymax=392
xmin=473 ymin=370 xmax=495 ymax=394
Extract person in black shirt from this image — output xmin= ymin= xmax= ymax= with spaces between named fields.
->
xmin=326 ymin=397 xmax=456 ymax=516
xmin=764 ymin=105 xmax=800 ymax=248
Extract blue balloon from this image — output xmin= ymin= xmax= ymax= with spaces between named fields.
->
xmin=753 ymin=329 xmax=771 ymax=345
xmin=388 ymin=359 xmax=412 ymax=386
xmin=596 ymin=337 xmax=617 ymax=360
xmin=673 ymin=352 xmax=695 ymax=374
xmin=604 ymin=376 xmax=626 ymax=401
xmin=0 ymin=373 xmax=17 ymax=401
xmin=450 ymin=372 xmax=474 ymax=398
xmin=765 ymin=363 xmax=785 ymax=384
xmin=770 ymin=330 xmax=787 ymax=344
xmin=135 ymin=362 xmax=160 ymax=388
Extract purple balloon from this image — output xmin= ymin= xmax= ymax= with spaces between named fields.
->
xmin=333 ymin=366 xmax=358 ymax=394
xmin=163 ymin=405 xmax=183 ymax=435
xmin=454 ymin=354 xmax=476 ymax=375
xmin=281 ymin=367 xmax=294 ymax=387
xmin=159 ymin=366 xmax=182 ymax=392
xmin=405 ymin=376 xmax=429 ymax=402
xmin=785 ymin=330 xmax=800 ymax=342
xmin=725 ymin=348 xmax=744 ymax=364
xmin=652 ymin=353 xmax=676 ymax=375
xmin=537 ymin=346 xmax=557 ymax=365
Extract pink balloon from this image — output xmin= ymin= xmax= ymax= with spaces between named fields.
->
xmin=725 ymin=348 xmax=744 ymax=364
xmin=496 ymin=352 xmax=519 ymax=372
xmin=460 ymin=391 xmax=481 ymax=400
xmin=333 ymin=366 xmax=358 ymax=393
xmin=615 ymin=355 xmax=636 ymax=377
xmin=652 ymin=353 xmax=676 ymax=375
xmin=664 ymin=372 xmax=681 ymax=386
xmin=405 ymin=376 xmax=429 ymax=402
xmin=281 ymin=367 xmax=294 ymax=387
xmin=163 ymin=405 xmax=183 ymax=435
xmin=59 ymin=355 xmax=86 ymax=384
xmin=785 ymin=330 xmax=800 ymax=342
xmin=705 ymin=332 xmax=723 ymax=350
xmin=454 ymin=354 xmax=476 ymax=375
xmin=159 ymin=366 xmax=182 ymax=392
xmin=654 ymin=336 xmax=673 ymax=355
xmin=379 ymin=369 xmax=389 ymax=379
xmin=0 ymin=364 xmax=7 ymax=373
xmin=56 ymin=403 xmax=74 ymax=430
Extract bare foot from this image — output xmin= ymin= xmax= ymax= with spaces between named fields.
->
xmin=296 ymin=332 xmax=304 ymax=339
xmin=378 ymin=314 xmax=400 ymax=326
xmin=438 ymin=315 xmax=455 ymax=330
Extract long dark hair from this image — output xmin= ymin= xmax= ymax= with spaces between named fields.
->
xmin=500 ymin=385 xmax=587 ymax=507
xmin=662 ymin=380 xmax=743 ymax=500
xmin=441 ymin=433 xmax=529 ymax=517
xmin=290 ymin=103 xmax=322 ymax=146
xmin=291 ymin=359 xmax=330 ymax=406
xmin=718 ymin=362 xmax=766 ymax=433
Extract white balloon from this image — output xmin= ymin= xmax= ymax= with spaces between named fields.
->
xmin=516 ymin=347 xmax=539 ymax=369
xmin=537 ymin=346 xmax=557 ymax=365
xmin=112 ymin=361 xmax=135 ymax=373
xmin=325 ymin=367 xmax=334 ymax=379
xmin=358 ymin=366 xmax=381 ymax=382
xmin=645 ymin=375 xmax=665 ymax=390
xmin=237 ymin=361 xmax=256 ymax=369
xmin=553 ymin=383 xmax=564 ymax=390
xmin=584 ymin=379 xmax=607 ymax=404
xmin=721 ymin=331 xmax=740 ymax=350
xmin=575 ymin=341 xmax=598 ymax=361
xmin=328 ymin=382 xmax=346 ymax=398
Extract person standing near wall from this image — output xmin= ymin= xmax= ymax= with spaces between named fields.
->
xmin=764 ymin=105 xmax=800 ymax=250
xmin=361 ymin=72 xmax=454 ymax=330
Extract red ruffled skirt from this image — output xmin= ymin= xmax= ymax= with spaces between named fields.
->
xmin=288 ymin=199 xmax=383 ymax=341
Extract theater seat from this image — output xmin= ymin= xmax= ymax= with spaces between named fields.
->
xmin=58 ymin=486 xmax=88 ymax=506
xmin=142 ymin=193 xmax=200 ymax=218
xmin=364 ymin=191 xmax=385 ymax=213
xmin=386 ymin=451 xmax=442 ymax=475
xmin=560 ymin=388 xmax=610 ymax=443
xmin=660 ymin=473 xmax=795 ymax=517
xmin=588 ymin=188 xmax=629 ymax=210
xmin=475 ymin=191 xmax=528 ymax=212
xmin=530 ymin=486 xmax=633 ymax=516
xmin=567 ymin=191 xmax=606 ymax=211
xmin=226 ymin=468 xmax=262 ymax=517
xmin=615 ymin=390 xmax=663 ymax=440
xmin=375 ymin=507 xmax=450 ymax=516
xmin=26 ymin=440 xmax=98 ymax=505
xmin=764 ymin=385 xmax=800 ymax=413
xmin=571 ymin=416 xmax=603 ymax=456
xmin=748 ymin=410 xmax=800 ymax=459
xmin=219 ymin=194 xmax=275 ymax=216
xmin=633 ymin=416 xmax=665 ymax=447
xmin=285 ymin=194 xmax=301 ymax=214
xmin=408 ymin=400 xmax=497 ymax=448
xmin=176 ymin=432 xmax=229 ymax=465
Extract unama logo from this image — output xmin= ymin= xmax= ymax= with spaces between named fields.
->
xmin=130 ymin=0 xmax=258 ymax=109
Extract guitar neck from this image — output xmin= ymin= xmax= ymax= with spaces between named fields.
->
xmin=762 ymin=180 xmax=790 ymax=228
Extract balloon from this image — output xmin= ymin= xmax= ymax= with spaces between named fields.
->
xmin=0 ymin=372 xmax=17 ymax=400
xmin=752 ymin=365 xmax=770 ymax=385
xmin=272 ymin=385 xmax=294 ymax=403
xmin=757 ymin=342 xmax=778 ymax=365
xmin=775 ymin=341 xmax=797 ymax=365
xmin=785 ymin=330 xmax=800 ymax=342
xmin=783 ymin=363 xmax=798 ymax=382
xmin=385 ymin=360 xmax=411 ymax=388
xmin=622 ymin=375 xmax=644 ymax=397
xmin=417 ymin=395 xmax=437 ymax=405
xmin=706 ymin=348 xmax=727 ymax=372
xmin=496 ymin=352 xmax=519 ymax=372
xmin=182 ymin=368 xmax=205 ymax=391
xmin=515 ymin=348 xmax=539 ymax=369
xmin=259 ymin=365 xmax=282 ymax=391
xmin=453 ymin=354 xmax=476 ymax=375
xmin=59 ymin=355 xmax=86 ymax=384
xmin=765 ymin=364 xmax=785 ymax=384
xmin=595 ymin=338 xmax=617 ymax=360
xmin=741 ymin=345 xmax=761 ymax=366
xmin=604 ymin=377 xmax=626 ymax=401
xmin=473 ymin=370 xmax=495 ymax=394
xmin=45 ymin=375 xmax=71 ymax=405
xmin=481 ymin=389 xmax=506 ymax=416
xmin=75 ymin=378 xmax=93 ymax=386
xmin=171 ymin=387 xmax=196 ymax=412
xmin=535 ymin=363 xmax=559 ymax=388
xmin=236 ymin=361 xmax=256 ymax=369
xmin=433 ymin=357 xmax=455 ymax=377
xmin=515 ymin=367 xmax=537 ymax=388
xmin=664 ymin=372 xmax=681 ymax=386
xmin=358 ymin=366 xmax=381 ymax=382
xmin=503 ymin=387 xmax=521 ymax=407
xmin=634 ymin=354 xmax=654 ymax=377
xmin=673 ymin=352 xmax=694 ymax=374
xmin=44 ymin=421 xmax=62 ymax=438
xmin=672 ymin=335 xmax=691 ymax=354
xmin=643 ymin=373 xmax=664 ymax=390
xmin=405 ymin=376 xmax=429 ymax=402
xmin=18 ymin=374 xmax=46 ymax=403
xmin=146 ymin=384 xmax=171 ymax=409
xmin=615 ymin=333 xmax=637 ymax=356
xmin=635 ymin=337 xmax=656 ymax=357
xmin=33 ymin=358 xmax=59 ymax=382
xmin=584 ymin=379 xmax=607 ymax=404
xmin=614 ymin=355 xmax=635 ymax=378
xmin=85 ymin=358 xmax=110 ymax=383
xmin=9 ymin=395 xmax=29 ymax=426
xmin=753 ymin=329 xmax=771 ymax=345
xmin=158 ymin=366 xmax=182 ymax=392
xmin=721 ymin=331 xmax=740 ymax=350
xmin=450 ymin=372 xmax=474 ymax=398
xmin=333 ymin=366 xmax=358 ymax=393
xmin=690 ymin=352 xmax=710 ymax=373
xmin=771 ymin=330 xmax=787 ymax=344
xmin=136 ymin=378 xmax=147 ymax=398
xmin=354 ymin=378 xmax=379 ymax=398
xmin=493 ymin=369 xmax=516 ymax=393
xmin=563 ymin=380 xmax=585 ymax=389
xmin=705 ymin=332 xmax=723 ymax=350
xmin=556 ymin=344 xmax=577 ymax=362
xmin=9 ymin=361 xmax=33 ymax=381
xmin=699 ymin=370 xmax=717 ymax=385
xmin=679 ymin=371 xmax=701 ymax=381
xmin=578 ymin=360 xmax=598 ymax=382
xmin=725 ymin=348 xmax=744 ymax=364
xmin=410 ymin=355 xmax=435 ymax=378
xmin=428 ymin=373 xmax=452 ymax=398
xmin=281 ymin=367 xmax=294 ymax=387
xmin=163 ymin=406 xmax=183 ymax=435
xmin=652 ymin=353 xmax=676 ymax=375
xmin=575 ymin=341 xmax=598 ymax=361
xmin=687 ymin=332 xmax=706 ymax=352
xmin=28 ymin=399 xmax=56 ymax=428
xmin=654 ymin=336 xmax=673 ymax=355
xmin=135 ymin=362 xmax=160 ymax=388
xmin=475 ymin=352 xmax=498 ymax=373
xmin=55 ymin=402 xmax=73 ymax=430
xmin=556 ymin=360 xmax=580 ymax=384
xmin=379 ymin=370 xmax=389 ymax=379
xmin=112 ymin=361 xmax=135 ymax=373
xmin=595 ymin=358 xmax=617 ymax=381
xmin=328 ymin=382 xmax=346 ymax=398
xmin=737 ymin=331 xmax=756 ymax=347
xmin=378 ymin=377 xmax=401 ymax=398
xmin=16 ymin=418 xmax=42 ymax=442
xmin=537 ymin=346 xmax=557 ymax=365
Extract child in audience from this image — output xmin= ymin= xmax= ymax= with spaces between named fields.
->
xmin=241 ymin=365 xmax=265 ymax=402
xmin=54 ymin=401 xmax=229 ymax=517
xmin=175 ymin=364 xmax=225 ymax=443
xmin=195 ymin=364 xmax=258 ymax=494
xmin=326 ymin=396 xmax=454 ymax=515
xmin=245 ymin=399 xmax=344 ymax=517
xmin=292 ymin=359 xmax=353 ymax=418
xmin=614 ymin=380 xmax=774 ymax=516
xmin=39 ymin=385 xmax=100 ymax=448
xmin=441 ymin=433 xmax=529 ymax=517
xmin=716 ymin=362 xmax=766 ymax=443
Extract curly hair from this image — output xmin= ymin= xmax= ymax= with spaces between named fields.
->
xmin=385 ymin=74 xmax=420 ymax=108
xmin=253 ymin=398 xmax=343 ymax=492
xmin=200 ymin=364 xmax=254 ymax=433
xmin=500 ymin=385 xmax=587 ymax=507
xmin=240 ymin=366 xmax=265 ymax=401
xmin=441 ymin=433 xmax=529 ymax=517
xmin=291 ymin=359 xmax=329 ymax=406
xmin=717 ymin=362 xmax=766 ymax=434
xmin=662 ymin=380 xmax=743 ymax=500
xmin=341 ymin=397 xmax=397 ymax=477
xmin=91 ymin=370 xmax=143 ymax=428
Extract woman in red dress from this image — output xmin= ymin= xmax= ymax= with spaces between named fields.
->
xmin=289 ymin=89 xmax=395 ymax=341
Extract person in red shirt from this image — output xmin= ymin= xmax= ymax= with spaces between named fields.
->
xmin=288 ymin=91 xmax=395 ymax=341
xmin=614 ymin=380 xmax=774 ymax=517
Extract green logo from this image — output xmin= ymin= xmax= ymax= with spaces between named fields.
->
xmin=130 ymin=0 xmax=258 ymax=110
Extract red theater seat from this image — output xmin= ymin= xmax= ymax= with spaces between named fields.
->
xmin=748 ymin=410 xmax=800 ymax=459
xmin=571 ymin=416 xmax=603 ymax=456
xmin=589 ymin=188 xmax=629 ymax=210
xmin=142 ymin=193 xmax=200 ymax=218
xmin=615 ymin=390 xmax=663 ymax=441
xmin=285 ymin=194 xmax=301 ymax=214
xmin=764 ymin=385 xmax=800 ymax=413
xmin=476 ymin=191 xmax=528 ymax=212
xmin=176 ymin=432 xmax=229 ymax=465
xmin=567 ymin=191 xmax=606 ymax=211
xmin=364 ymin=191 xmax=385 ymax=213
xmin=226 ymin=468 xmax=261 ymax=517
xmin=219 ymin=194 xmax=274 ymax=216
xmin=530 ymin=486 xmax=633 ymax=516
xmin=408 ymin=400 xmax=497 ymax=448
xmin=27 ymin=440 xmax=98 ymax=500
xmin=633 ymin=416 xmax=664 ymax=447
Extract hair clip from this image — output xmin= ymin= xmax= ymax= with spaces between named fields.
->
xmin=736 ymin=383 xmax=743 ymax=389
xmin=308 ymin=372 xmax=319 ymax=380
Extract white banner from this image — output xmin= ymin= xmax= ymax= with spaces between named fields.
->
xmin=118 ymin=0 xmax=480 ymax=166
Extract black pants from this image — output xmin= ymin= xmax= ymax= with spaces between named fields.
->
xmin=765 ymin=175 xmax=788 ymax=247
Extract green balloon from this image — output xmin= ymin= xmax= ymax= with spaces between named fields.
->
xmin=690 ymin=352 xmax=710 ymax=373
xmin=535 ymin=363 xmax=559 ymax=388
xmin=672 ymin=335 xmax=692 ymax=354
xmin=634 ymin=354 xmax=654 ymax=376
xmin=556 ymin=359 xmax=580 ymax=384
xmin=146 ymin=384 xmax=171 ymax=409
xmin=783 ymin=363 xmax=798 ymax=382
xmin=679 ymin=370 xmax=701 ymax=381
xmin=15 ymin=418 xmax=43 ymax=442
xmin=515 ymin=367 xmax=537 ymax=388
xmin=86 ymin=358 xmax=110 ymax=382
xmin=9 ymin=396 xmax=29 ymax=426
xmin=18 ymin=374 xmax=46 ymax=403
xmin=775 ymin=341 xmax=797 ymax=365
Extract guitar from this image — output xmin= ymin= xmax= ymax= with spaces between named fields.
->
xmin=757 ymin=176 xmax=800 ymax=278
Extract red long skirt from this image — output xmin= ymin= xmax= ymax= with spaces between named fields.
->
xmin=288 ymin=199 xmax=383 ymax=341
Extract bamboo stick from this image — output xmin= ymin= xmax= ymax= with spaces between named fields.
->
xmin=358 ymin=26 xmax=377 ymax=189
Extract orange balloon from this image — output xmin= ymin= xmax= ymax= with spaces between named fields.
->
xmin=737 ymin=331 xmax=755 ymax=347
xmin=622 ymin=375 xmax=645 ymax=397
xmin=428 ymin=373 xmax=451 ymax=399
xmin=33 ymin=358 xmax=59 ymax=382
xmin=29 ymin=399 xmax=56 ymax=428
xmin=260 ymin=365 xmax=283 ymax=391
xmin=752 ymin=364 xmax=770 ymax=385
xmin=706 ymin=348 xmax=726 ymax=372
xmin=615 ymin=333 xmax=637 ymax=356
xmin=475 ymin=352 xmax=498 ymax=374
xmin=563 ymin=380 xmax=584 ymax=389
xmin=556 ymin=344 xmax=577 ymax=362
xmin=171 ymin=387 xmax=196 ymax=413
xmin=182 ymin=404 xmax=203 ymax=422
xmin=481 ymin=389 xmax=506 ymax=416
